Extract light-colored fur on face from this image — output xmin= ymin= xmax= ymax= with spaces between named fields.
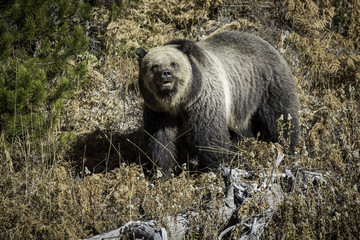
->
xmin=141 ymin=46 xmax=192 ymax=113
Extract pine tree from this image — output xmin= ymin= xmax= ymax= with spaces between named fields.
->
xmin=0 ymin=0 xmax=91 ymax=137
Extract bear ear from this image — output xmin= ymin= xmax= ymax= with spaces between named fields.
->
xmin=177 ymin=40 xmax=194 ymax=55
xmin=135 ymin=47 xmax=147 ymax=62
xmin=164 ymin=39 xmax=194 ymax=55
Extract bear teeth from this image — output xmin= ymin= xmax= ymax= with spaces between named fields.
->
xmin=160 ymin=81 xmax=173 ymax=90
xmin=162 ymin=80 xmax=172 ymax=86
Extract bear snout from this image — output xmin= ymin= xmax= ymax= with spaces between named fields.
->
xmin=161 ymin=69 xmax=172 ymax=79
xmin=160 ymin=69 xmax=174 ymax=90
xmin=151 ymin=69 xmax=174 ymax=92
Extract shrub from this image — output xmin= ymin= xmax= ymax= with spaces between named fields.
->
xmin=0 ymin=0 xmax=90 ymax=137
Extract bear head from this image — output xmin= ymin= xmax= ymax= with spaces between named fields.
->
xmin=136 ymin=45 xmax=193 ymax=112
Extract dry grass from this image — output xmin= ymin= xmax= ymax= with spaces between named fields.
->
xmin=1 ymin=0 xmax=360 ymax=239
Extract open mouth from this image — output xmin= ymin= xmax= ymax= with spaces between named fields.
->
xmin=160 ymin=80 xmax=174 ymax=90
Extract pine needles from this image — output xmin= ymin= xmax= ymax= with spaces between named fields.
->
xmin=0 ymin=0 xmax=90 ymax=137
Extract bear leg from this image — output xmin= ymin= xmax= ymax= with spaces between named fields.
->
xmin=143 ymin=107 xmax=179 ymax=178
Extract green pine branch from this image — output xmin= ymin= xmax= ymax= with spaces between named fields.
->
xmin=0 ymin=0 xmax=91 ymax=137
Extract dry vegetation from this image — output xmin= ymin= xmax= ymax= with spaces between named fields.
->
xmin=1 ymin=0 xmax=359 ymax=239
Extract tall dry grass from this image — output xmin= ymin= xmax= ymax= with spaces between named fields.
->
xmin=1 ymin=0 xmax=359 ymax=239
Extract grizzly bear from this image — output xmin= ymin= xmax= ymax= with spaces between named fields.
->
xmin=135 ymin=31 xmax=300 ymax=178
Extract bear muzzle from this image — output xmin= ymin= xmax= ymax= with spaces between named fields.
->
xmin=162 ymin=69 xmax=172 ymax=78
xmin=160 ymin=69 xmax=174 ymax=90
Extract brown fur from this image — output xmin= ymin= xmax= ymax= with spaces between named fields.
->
xmin=136 ymin=31 xmax=300 ymax=178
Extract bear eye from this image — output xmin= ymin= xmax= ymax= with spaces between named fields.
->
xmin=151 ymin=64 xmax=159 ymax=73
xmin=170 ymin=62 xmax=176 ymax=68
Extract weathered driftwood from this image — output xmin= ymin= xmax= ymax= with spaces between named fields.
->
xmin=84 ymin=153 xmax=328 ymax=240
xmin=84 ymin=220 xmax=168 ymax=240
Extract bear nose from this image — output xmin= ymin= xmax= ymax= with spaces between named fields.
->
xmin=162 ymin=70 xmax=171 ymax=78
